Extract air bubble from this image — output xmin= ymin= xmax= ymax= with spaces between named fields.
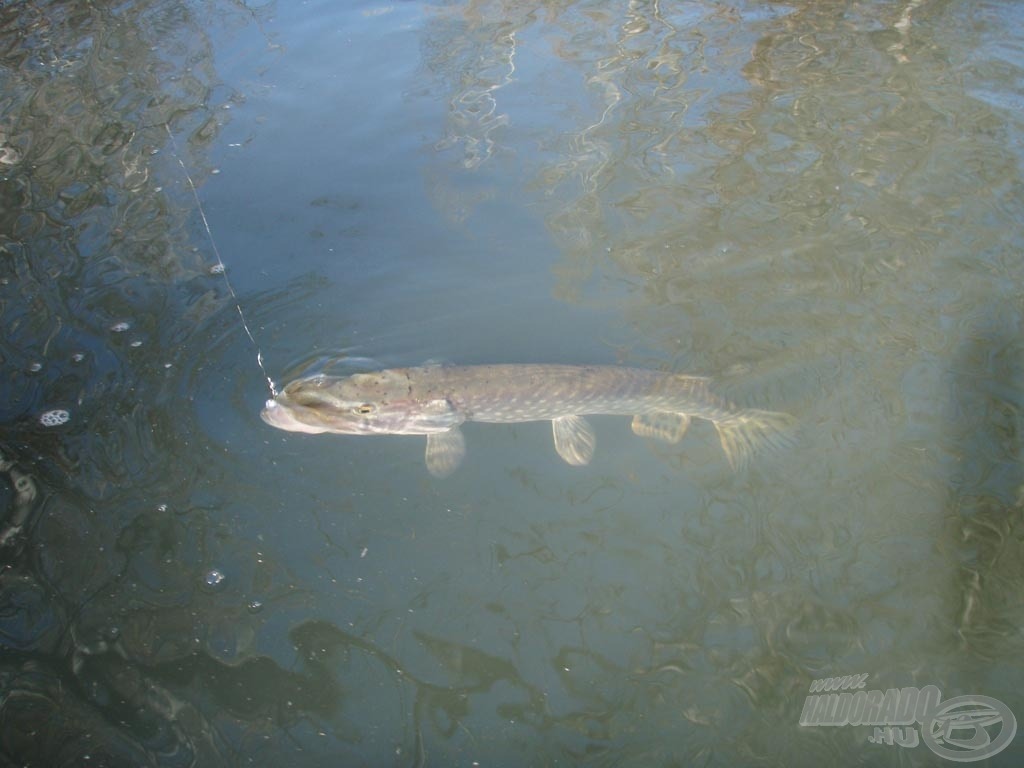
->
xmin=204 ymin=569 xmax=226 ymax=588
xmin=209 ymin=263 xmax=225 ymax=275
xmin=110 ymin=321 xmax=130 ymax=333
xmin=39 ymin=410 xmax=70 ymax=427
xmin=27 ymin=362 xmax=42 ymax=373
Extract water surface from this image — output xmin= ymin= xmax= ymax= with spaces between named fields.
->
xmin=1 ymin=0 xmax=1023 ymax=765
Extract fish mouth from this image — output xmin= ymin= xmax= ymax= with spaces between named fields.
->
xmin=260 ymin=399 xmax=289 ymax=428
xmin=259 ymin=399 xmax=281 ymax=426
xmin=260 ymin=398 xmax=330 ymax=434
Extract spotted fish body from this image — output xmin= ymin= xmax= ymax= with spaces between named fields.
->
xmin=260 ymin=364 xmax=793 ymax=477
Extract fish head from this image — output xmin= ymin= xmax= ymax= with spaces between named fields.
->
xmin=260 ymin=371 xmax=461 ymax=435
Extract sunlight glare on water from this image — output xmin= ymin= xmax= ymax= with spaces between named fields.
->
xmin=1 ymin=0 xmax=1023 ymax=765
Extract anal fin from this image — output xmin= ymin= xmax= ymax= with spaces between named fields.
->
xmin=632 ymin=412 xmax=691 ymax=443
xmin=552 ymin=415 xmax=595 ymax=466
xmin=425 ymin=428 xmax=466 ymax=478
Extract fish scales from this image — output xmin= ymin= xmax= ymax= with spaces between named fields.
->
xmin=440 ymin=366 xmax=727 ymax=423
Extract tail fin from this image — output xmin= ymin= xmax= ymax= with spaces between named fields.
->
xmin=713 ymin=409 xmax=796 ymax=470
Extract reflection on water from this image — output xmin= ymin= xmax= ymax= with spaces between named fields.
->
xmin=945 ymin=308 xmax=1024 ymax=661
xmin=2 ymin=0 xmax=1024 ymax=765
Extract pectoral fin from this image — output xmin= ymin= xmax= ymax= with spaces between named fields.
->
xmin=552 ymin=415 xmax=595 ymax=466
xmin=418 ymin=398 xmax=464 ymax=431
xmin=425 ymin=428 xmax=466 ymax=477
xmin=631 ymin=412 xmax=691 ymax=443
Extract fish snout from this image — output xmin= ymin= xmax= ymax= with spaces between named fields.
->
xmin=260 ymin=397 xmax=333 ymax=435
xmin=260 ymin=398 xmax=283 ymax=427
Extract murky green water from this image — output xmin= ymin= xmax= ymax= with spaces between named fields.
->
xmin=2 ymin=0 xmax=1024 ymax=765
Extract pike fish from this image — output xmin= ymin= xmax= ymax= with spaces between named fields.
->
xmin=260 ymin=364 xmax=793 ymax=477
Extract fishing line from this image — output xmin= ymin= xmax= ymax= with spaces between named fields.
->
xmin=163 ymin=123 xmax=278 ymax=397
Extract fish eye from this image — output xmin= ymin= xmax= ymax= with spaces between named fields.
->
xmin=355 ymin=404 xmax=374 ymax=415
